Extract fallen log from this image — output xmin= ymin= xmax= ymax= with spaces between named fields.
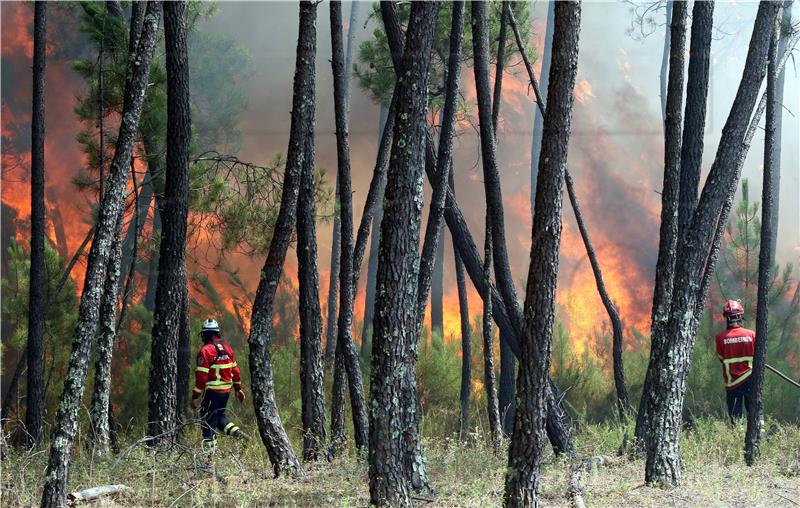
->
xmin=67 ymin=484 xmax=132 ymax=505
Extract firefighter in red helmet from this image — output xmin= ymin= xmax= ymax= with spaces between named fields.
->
xmin=191 ymin=319 xmax=250 ymax=447
xmin=715 ymin=300 xmax=756 ymax=423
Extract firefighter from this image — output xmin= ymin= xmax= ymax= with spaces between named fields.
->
xmin=715 ymin=300 xmax=756 ymax=423
xmin=191 ymin=319 xmax=250 ymax=447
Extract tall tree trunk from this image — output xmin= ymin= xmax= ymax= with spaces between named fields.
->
xmin=148 ymin=0 xmax=190 ymax=444
xmin=89 ymin=214 xmax=124 ymax=455
xmin=175 ymin=274 xmax=190 ymax=423
xmin=504 ymin=3 xmax=581 ymax=504
xmin=770 ymin=2 xmax=792 ymax=263
xmin=324 ymin=0 xmax=360 ymax=366
xmin=41 ymin=4 xmax=160 ymax=505
xmin=453 ymin=171 xmax=472 ymax=441
xmin=141 ymin=133 xmax=163 ymax=314
xmin=483 ymin=217 xmax=502 ymax=454
xmin=47 ymin=189 xmax=69 ymax=261
xmin=431 ymin=240 xmax=444 ymax=339
xmin=676 ymin=1 xmax=714 ymax=242
xmin=26 ymin=0 xmax=47 ymax=448
xmin=247 ymin=1 xmax=320 ymax=479
xmin=659 ymin=1 xmax=674 ymax=130
xmin=369 ymin=3 xmax=439 ymax=505
xmin=643 ymin=3 xmax=779 ymax=487
xmin=359 ymin=103 xmax=390 ymax=361
xmin=1 ymin=349 xmax=25 ymax=422
xmin=745 ymin=21 xmax=778 ymax=467
xmin=492 ymin=1 xmax=510 ymax=133
xmin=564 ymin=171 xmax=629 ymax=419
xmin=635 ymin=0 xmax=687 ymax=449
xmin=530 ymin=0 xmax=554 ymax=216
xmin=330 ymin=0 xmax=369 ymax=454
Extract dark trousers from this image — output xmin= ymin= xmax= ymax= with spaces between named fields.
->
xmin=726 ymin=377 xmax=751 ymax=423
xmin=200 ymin=391 xmax=231 ymax=441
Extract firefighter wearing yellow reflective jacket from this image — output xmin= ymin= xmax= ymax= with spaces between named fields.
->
xmin=191 ymin=319 xmax=250 ymax=445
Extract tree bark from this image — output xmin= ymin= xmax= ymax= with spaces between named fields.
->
xmin=483 ymin=216 xmax=502 ymax=455
xmin=659 ymin=1 xmax=673 ymax=131
xmin=530 ymin=0 xmax=555 ymax=217
xmin=676 ymin=1 xmax=714 ymax=242
xmin=744 ymin=21 xmax=778 ymax=467
xmin=452 ymin=171 xmax=472 ymax=441
xmin=503 ymin=3 xmax=581 ymax=504
xmin=643 ymin=2 xmax=780 ymax=487
xmin=369 ymin=3 xmax=439 ymax=505
xmin=635 ymin=0 xmax=687 ymax=449
xmin=89 ymin=214 xmax=123 ymax=455
xmin=247 ymin=1 xmax=320 ymax=479
xmin=148 ymin=0 xmax=190 ymax=445
xmin=26 ymin=0 xmax=47 ymax=448
xmin=492 ymin=1 xmax=510 ymax=134
xmin=41 ymin=4 xmax=160 ymax=506
xmin=499 ymin=332 xmax=515 ymax=435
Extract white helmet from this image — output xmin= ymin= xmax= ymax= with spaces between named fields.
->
xmin=201 ymin=319 xmax=220 ymax=334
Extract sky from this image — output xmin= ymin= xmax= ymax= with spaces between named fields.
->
xmin=2 ymin=0 xmax=798 ymax=352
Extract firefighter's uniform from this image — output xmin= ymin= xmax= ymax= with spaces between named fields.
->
xmin=715 ymin=324 xmax=755 ymax=421
xmin=193 ymin=338 xmax=244 ymax=443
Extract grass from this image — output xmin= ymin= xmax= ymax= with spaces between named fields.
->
xmin=2 ymin=418 xmax=799 ymax=507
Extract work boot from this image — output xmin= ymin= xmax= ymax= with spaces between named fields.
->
xmin=232 ymin=428 xmax=251 ymax=442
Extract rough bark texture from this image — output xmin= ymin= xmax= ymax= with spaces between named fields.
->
xmin=176 ymin=267 xmax=190 ymax=423
xmin=499 ymin=332 xmax=516 ymax=435
xmin=26 ymin=0 xmax=47 ymax=448
xmin=89 ymin=214 xmax=124 ymax=455
xmin=246 ymin=1 xmax=320 ymax=479
xmin=492 ymin=1 xmax=510 ymax=134
xmin=659 ymin=1 xmax=673 ymax=129
xmin=635 ymin=1 xmax=687 ymax=450
xmin=744 ymin=23 xmax=778 ymax=467
xmin=530 ymin=0 xmax=554 ymax=216
xmin=329 ymin=0 xmax=368 ymax=455
xmin=453 ymin=172 xmax=472 ymax=441
xmin=483 ymin=217 xmax=502 ymax=454
xmin=564 ymin=172 xmax=629 ymax=419
xmin=643 ymin=3 xmax=780 ymax=487
xmin=40 ymin=4 xmax=160 ymax=506
xmin=148 ymin=0 xmax=190 ymax=444
xmin=503 ymin=2 xmax=581 ymax=505
xmin=358 ymin=104 xmax=391 ymax=360
xmin=296 ymin=1 xmax=326 ymax=460
xmin=676 ymin=1 xmax=713 ymax=241
xmin=369 ymin=3 xmax=439 ymax=505
xmin=431 ymin=241 xmax=445 ymax=338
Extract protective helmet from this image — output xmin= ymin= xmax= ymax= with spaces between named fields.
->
xmin=201 ymin=319 xmax=220 ymax=334
xmin=723 ymin=300 xmax=744 ymax=318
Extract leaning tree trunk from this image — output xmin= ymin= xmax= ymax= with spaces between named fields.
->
xmin=26 ymin=0 xmax=47 ymax=448
xmin=329 ymin=0 xmax=370 ymax=454
xmin=483 ymin=218 xmax=502 ymax=455
xmin=635 ymin=0 xmax=687 ymax=450
xmin=41 ymin=4 xmax=160 ymax=506
xmin=148 ymin=0 xmax=191 ymax=445
xmin=564 ymin=172 xmax=629 ymax=419
xmin=453 ymin=172 xmax=472 ymax=441
xmin=503 ymin=3 xmax=581 ymax=505
xmin=369 ymin=3 xmax=439 ymax=506
xmin=89 ymin=214 xmax=124 ymax=455
xmin=247 ymin=1 xmax=320 ymax=479
xmin=744 ymin=22 xmax=778 ymax=467
xmin=643 ymin=3 xmax=779 ymax=487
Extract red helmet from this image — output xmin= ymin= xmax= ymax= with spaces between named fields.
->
xmin=723 ymin=299 xmax=744 ymax=317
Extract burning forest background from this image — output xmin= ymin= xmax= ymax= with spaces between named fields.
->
xmin=2 ymin=0 xmax=799 ymax=434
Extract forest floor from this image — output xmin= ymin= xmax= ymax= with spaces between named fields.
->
xmin=2 ymin=419 xmax=799 ymax=507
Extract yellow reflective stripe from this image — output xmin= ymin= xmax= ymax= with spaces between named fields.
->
xmin=195 ymin=366 xmax=210 ymax=373
xmin=224 ymin=422 xmax=236 ymax=432
xmin=723 ymin=356 xmax=753 ymax=387
xmin=206 ymin=380 xmax=233 ymax=388
xmin=211 ymin=362 xmax=236 ymax=370
xmin=726 ymin=369 xmax=753 ymax=387
xmin=193 ymin=387 xmax=203 ymax=394
xmin=723 ymin=356 xmax=754 ymax=364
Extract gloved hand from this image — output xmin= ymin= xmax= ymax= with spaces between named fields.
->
xmin=236 ymin=389 xmax=246 ymax=403
xmin=190 ymin=397 xmax=199 ymax=410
